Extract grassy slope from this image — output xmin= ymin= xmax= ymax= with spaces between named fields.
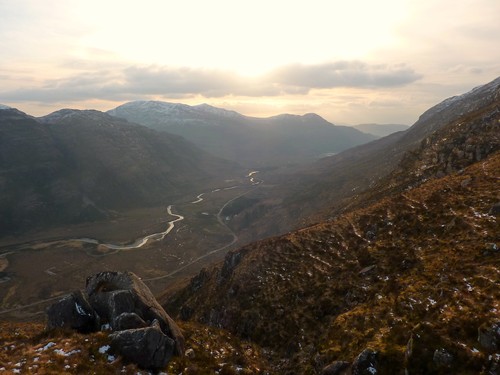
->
xmin=166 ymin=151 xmax=500 ymax=374
xmin=0 ymin=321 xmax=270 ymax=374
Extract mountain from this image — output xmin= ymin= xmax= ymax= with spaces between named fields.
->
xmin=0 ymin=104 xmax=12 ymax=110
xmin=353 ymin=123 xmax=409 ymax=137
xmin=163 ymin=80 xmax=500 ymax=373
xmin=108 ymin=101 xmax=375 ymax=167
xmin=0 ymin=108 xmax=237 ymax=236
xmin=223 ymin=77 xmax=500 ymax=242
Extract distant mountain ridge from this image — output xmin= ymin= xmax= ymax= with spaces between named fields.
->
xmin=0 ymin=108 xmax=237 ymax=236
xmin=108 ymin=101 xmax=375 ymax=167
xmin=352 ymin=123 xmax=409 ymax=137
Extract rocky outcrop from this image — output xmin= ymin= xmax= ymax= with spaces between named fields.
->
xmin=109 ymin=319 xmax=175 ymax=370
xmin=46 ymin=290 xmax=100 ymax=333
xmin=46 ymin=271 xmax=184 ymax=370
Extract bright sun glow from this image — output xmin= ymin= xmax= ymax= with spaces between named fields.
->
xmin=75 ymin=0 xmax=409 ymax=75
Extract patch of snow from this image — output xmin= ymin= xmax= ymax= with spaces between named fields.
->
xmin=107 ymin=354 xmax=116 ymax=362
xmin=101 ymin=323 xmax=111 ymax=331
xmin=13 ymin=369 xmax=20 ymax=374
xmin=367 ymin=367 xmax=377 ymax=374
xmin=99 ymin=345 xmax=110 ymax=354
xmin=37 ymin=342 xmax=56 ymax=351
xmin=472 ymin=348 xmax=480 ymax=353
xmin=75 ymin=302 xmax=90 ymax=316
xmin=55 ymin=348 xmax=81 ymax=356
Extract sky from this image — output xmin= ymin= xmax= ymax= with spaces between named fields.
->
xmin=0 ymin=0 xmax=499 ymax=125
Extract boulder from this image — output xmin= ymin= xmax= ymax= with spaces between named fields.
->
xmin=114 ymin=312 xmax=148 ymax=331
xmin=489 ymin=202 xmax=500 ymax=216
xmin=46 ymin=290 xmax=99 ymax=333
xmin=433 ymin=348 xmax=453 ymax=368
xmin=86 ymin=271 xmax=185 ymax=355
xmin=109 ymin=319 xmax=175 ymax=370
xmin=478 ymin=322 xmax=500 ymax=352
xmin=90 ymin=289 xmax=135 ymax=327
xmin=352 ymin=348 xmax=378 ymax=375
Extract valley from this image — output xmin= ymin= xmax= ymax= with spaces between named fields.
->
xmin=0 ymin=170 xmax=264 ymax=320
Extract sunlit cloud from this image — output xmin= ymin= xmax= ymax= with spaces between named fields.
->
xmin=0 ymin=61 xmax=421 ymax=103
xmin=268 ymin=62 xmax=422 ymax=89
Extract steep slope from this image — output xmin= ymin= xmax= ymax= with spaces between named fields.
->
xmin=165 ymin=154 xmax=500 ymax=374
xmin=0 ymin=108 xmax=237 ymax=236
xmin=108 ymin=101 xmax=375 ymax=167
xmin=226 ymin=76 xmax=500 ymax=241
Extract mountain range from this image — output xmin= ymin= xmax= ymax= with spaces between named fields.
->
xmin=108 ymin=101 xmax=376 ymax=167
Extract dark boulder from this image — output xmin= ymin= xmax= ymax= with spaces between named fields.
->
xmin=46 ymin=290 xmax=99 ymax=333
xmin=322 ymin=361 xmax=351 ymax=375
xmin=433 ymin=348 xmax=453 ymax=368
xmin=489 ymin=202 xmax=500 ymax=216
xmin=109 ymin=319 xmax=175 ymax=370
xmin=86 ymin=271 xmax=185 ymax=355
xmin=478 ymin=322 xmax=500 ymax=352
xmin=352 ymin=348 xmax=378 ymax=375
xmin=114 ymin=312 xmax=148 ymax=331
xmin=89 ymin=289 xmax=135 ymax=328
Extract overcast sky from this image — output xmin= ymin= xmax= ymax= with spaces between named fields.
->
xmin=0 ymin=0 xmax=499 ymax=124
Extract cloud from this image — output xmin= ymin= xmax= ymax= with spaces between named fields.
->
xmin=268 ymin=61 xmax=422 ymax=89
xmin=0 ymin=61 xmax=421 ymax=103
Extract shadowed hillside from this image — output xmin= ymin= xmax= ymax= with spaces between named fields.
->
xmin=0 ymin=108 xmax=237 ymax=236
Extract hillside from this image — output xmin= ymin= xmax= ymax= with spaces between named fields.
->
xmin=165 ymin=143 xmax=500 ymax=373
xmin=163 ymin=79 xmax=500 ymax=372
xmin=108 ymin=102 xmax=375 ymax=167
xmin=0 ymin=108 xmax=237 ymax=236
xmin=223 ymin=76 xmax=500 ymax=242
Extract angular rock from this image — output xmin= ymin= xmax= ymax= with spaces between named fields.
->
xmin=114 ymin=312 xmax=148 ymax=331
xmin=46 ymin=290 xmax=99 ymax=333
xmin=109 ymin=319 xmax=175 ymax=370
xmin=89 ymin=289 xmax=135 ymax=328
xmin=322 ymin=360 xmax=351 ymax=375
xmin=478 ymin=322 xmax=500 ymax=352
xmin=352 ymin=348 xmax=378 ymax=375
xmin=86 ymin=271 xmax=185 ymax=355
xmin=433 ymin=348 xmax=453 ymax=368
xmin=489 ymin=202 xmax=500 ymax=215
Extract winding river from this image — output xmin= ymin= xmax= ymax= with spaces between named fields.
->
xmin=74 ymin=205 xmax=184 ymax=250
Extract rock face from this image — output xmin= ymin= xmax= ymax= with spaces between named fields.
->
xmin=46 ymin=271 xmax=184 ymax=370
xmin=109 ymin=319 xmax=175 ymax=370
xmin=46 ymin=290 xmax=100 ymax=333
